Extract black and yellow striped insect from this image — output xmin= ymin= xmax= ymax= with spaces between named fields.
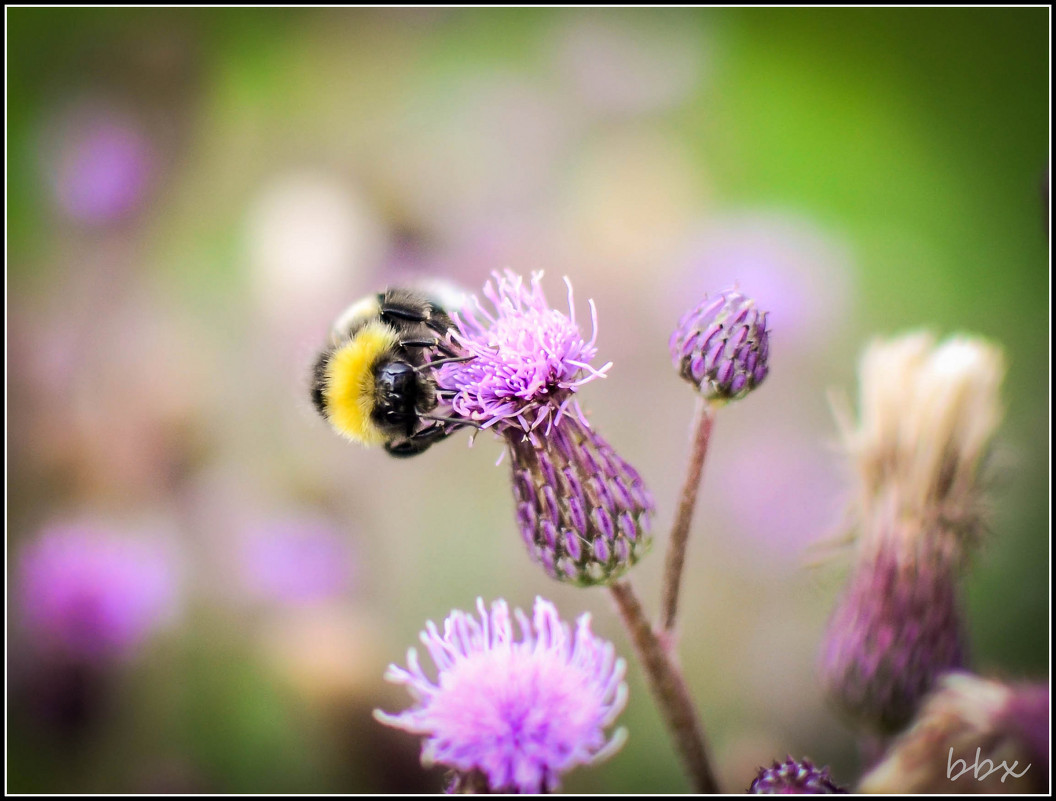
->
xmin=310 ymin=287 xmax=471 ymax=457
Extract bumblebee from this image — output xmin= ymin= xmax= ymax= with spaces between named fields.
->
xmin=310 ymin=287 xmax=471 ymax=458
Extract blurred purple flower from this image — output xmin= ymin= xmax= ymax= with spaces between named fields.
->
xmin=17 ymin=521 xmax=178 ymax=662
xmin=820 ymin=532 xmax=967 ymax=734
xmin=239 ymin=517 xmax=354 ymax=605
xmin=715 ymin=431 xmax=845 ymax=558
xmin=375 ymin=597 xmax=628 ymax=793
xmin=438 ymin=269 xmax=611 ymax=436
xmin=45 ymin=104 xmax=155 ymax=225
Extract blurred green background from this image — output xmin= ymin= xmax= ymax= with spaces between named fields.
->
xmin=7 ymin=7 xmax=1048 ymax=793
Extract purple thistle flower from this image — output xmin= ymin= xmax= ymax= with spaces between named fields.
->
xmin=374 ymin=597 xmax=628 ymax=794
xmin=749 ymin=757 xmax=847 ymax=794
xmin=438 ymin=270 xmax=611 ymax=436
xmin=437 ymin=270 xmax=654 ymax=585
xmin=670 ymin=288 xmax=770 ymax=402
xmin=17 ymin=522 xmax=178 ymax=663
xmin=859 ymin=673 xmax=1049 ymax=793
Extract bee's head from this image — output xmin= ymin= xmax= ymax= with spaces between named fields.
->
xmin=372 ymin=360 xmax=421 ymax=436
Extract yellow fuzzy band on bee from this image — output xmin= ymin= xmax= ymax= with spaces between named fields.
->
xmin=322 ymin=321 xmax=399 ymax=445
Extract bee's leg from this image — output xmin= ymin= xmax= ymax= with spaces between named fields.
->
xmin=383 ymin=422 xmax=451 ymax=458
xmin=379 ymin=301 xmax=454 ymax=340
xmin=399 ymin=338 xmax=460 ymax=358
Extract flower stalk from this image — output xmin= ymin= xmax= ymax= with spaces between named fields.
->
xmin=609 ymin=579 xmax=719 ymax=794
xmin=659 ymin=396 xmax=716 ymax=637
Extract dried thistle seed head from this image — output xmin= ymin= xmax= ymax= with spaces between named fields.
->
xmin=820 ymin=332 xmax=1006 ymax=736
xmin=748 ymin=757 xmax=847 ymax=794
xmin=670 ymin=288 xmax=770 ymax=402
xmin=846 ymin=332 xmax=1005 ymax=546
xmin=859 ymin=673 xmax=1049 ymax=794
xmin=375 ymin=598 xmax=628 ymax=794
xmin=507 ymin=417 xmax=654 ymax=587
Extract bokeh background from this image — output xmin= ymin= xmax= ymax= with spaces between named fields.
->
xmin=6 ymin=7 xmax=1049 ymax=793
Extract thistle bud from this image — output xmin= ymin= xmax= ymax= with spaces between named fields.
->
xmin=859 ymin=673 xmax=1048 ymax=794
xmin=670 ymin=288 xmax=770 ymax=402
xmin=748 ymin=757 xmax=847 ymax=794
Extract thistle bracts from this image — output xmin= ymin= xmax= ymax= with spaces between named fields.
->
xmin=749 ymin=757 xmax=847 ymax=794
xmin=859 ymin=673 xmax=1049 ymax=793
xmin=821 ymin=333 xmax=1005 ymax=734
xmin=670 ymin=288 xmax=769 ymax=402
xmin=508 ymin=417 xmax=654 ymax=586
xmin=819 ymin=494 xmax=967 ymax=733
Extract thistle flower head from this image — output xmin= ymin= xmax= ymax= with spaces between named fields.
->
xmin=17 ymin=522 xmax=178 ymax=662
xmin=437 ymin=270 xmax=611 ymax=436
xmin=438 ymin=270 xmax=653 ymax=586
xmin=748 ymin=757 xmax=847 ymax=794
xmin=670 ymin=288 xmax=770 ymax=402
xmin=859 ymin=673 xmax=1049 ymax=793
xmin=375 ymin=597 xmax=628 ymax=794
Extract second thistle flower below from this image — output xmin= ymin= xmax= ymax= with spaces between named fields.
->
xmin=438 ymin=271 xmax=654 ymax=586
xmin=375 ymin=597 xmax=628 ymax=793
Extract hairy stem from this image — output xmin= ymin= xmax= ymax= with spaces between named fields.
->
xmin=660 ymin=397 xmax=716 ymax=635
xmin=609 ymin=579 xmax=719 ymax=793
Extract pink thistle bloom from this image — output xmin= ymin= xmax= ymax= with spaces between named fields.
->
xmin=438 ymin=270 xmax=611 ymax=437
xmin=374 ymin=597 xmax=628 ymax=793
